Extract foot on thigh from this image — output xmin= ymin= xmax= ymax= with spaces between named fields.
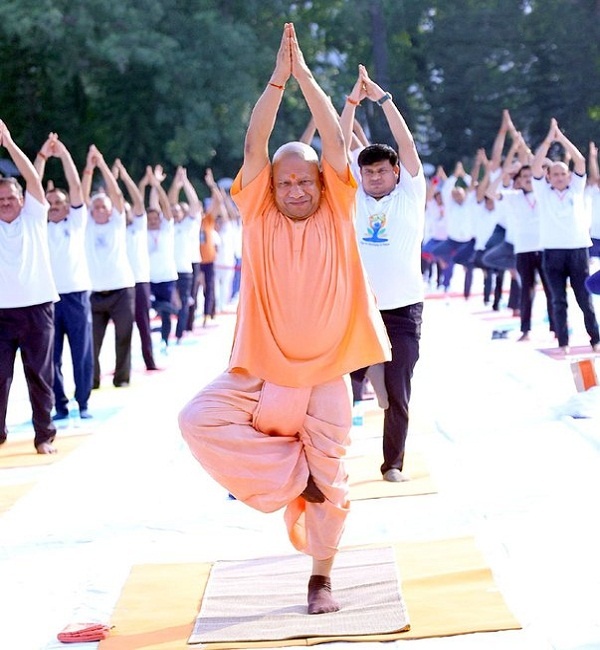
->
xmin=307 ymin=575 xmax=339 ymax=614
xmin=301 ymin=474 xmax=325 ymax=503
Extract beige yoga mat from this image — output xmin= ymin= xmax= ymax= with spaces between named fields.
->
xmin=0 ymin=433 xmax=90 ymax=469
xmin=98 ymin=537 xmax=521 ymax=650
xmin=0 ymin=482 xmax=35 ymax=514
xmin=347 ymin=451 xmax=436 ymax=500
xmin=188 ymin=546 xmax=408 ymax=645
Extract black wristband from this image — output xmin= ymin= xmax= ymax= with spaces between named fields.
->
xmin=376 ymin=92 xmax=392 ymax=106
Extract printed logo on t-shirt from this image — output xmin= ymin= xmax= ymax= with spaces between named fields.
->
xmin=361 ymin=212 xmax=388 ymax=243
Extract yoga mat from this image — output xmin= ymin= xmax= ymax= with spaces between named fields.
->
xmin=0 ymin=482 xmax=34 ymax=514
xmin=538 ymin=345 xmax=599 ymax=361
xmin=347 ymin=451 xmax=436 ymax=500
xmin=189 ymin=546 xmax=408 ymax=644
xmin=98 ymin=537 xmax=520 ymax=650
xmin=0 ymin=434 xmax=90 ymax=469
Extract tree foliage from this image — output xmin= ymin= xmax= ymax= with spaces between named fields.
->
xmin=0 ymin=0 xmax=599 ymax=186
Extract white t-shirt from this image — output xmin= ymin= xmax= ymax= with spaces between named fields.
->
xmin=441 ymin=175 xmax=475 ymax=242
xmin=498 ymin=190 xmax=541 ymax=254
xmin=355 ymin=162 xmax=426 ymax=310
xmin=126 ymin=212 xmax=151 ymax=283
xmin=472 ymin=200 xmax=500 ymax=251
xmin=147 ymin=215 xmax=177 ymax=283
xmin=0 ymin=192 xmax=59 ymax=308
xmin=215 ymin=219 xmax=237 ymax=271
xmin=174 ymin=216 xmax=197 ymax=273
xmin=47 ymin=205 xmax=92 ymax=294
xmin=86 ymin=208 xmax=135 ymax=291
xmin=532 ymin=174 xmax=592 ymax=250
xmin=585 ymin=184 xmax=600 ymax=239
xmin=424 ymin=198 xmax=447 ymax=241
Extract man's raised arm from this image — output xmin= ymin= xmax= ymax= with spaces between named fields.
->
xmin=241 ymin=24 xmax=292 ymax=187
xmin=0 ymin=120 xmax=45 ymax=204
xmin=289 ymin=23 xmax=347 ymax=175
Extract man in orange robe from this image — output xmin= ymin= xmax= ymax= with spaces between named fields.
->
xmin=179 ymin=23 xmax=390 ymax=615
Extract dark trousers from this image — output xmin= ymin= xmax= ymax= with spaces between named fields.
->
xmin=186 ymin=262 xmax=202 ymax=331
xmin=176 ymin=272 xmax=193 ymax=339
xmin=516 ymin=251 xmax=554 ymax=333
xmin=542 ymin=248 xmax=600 ymax=347
xmin=91 ymin=288 xmax=135 ymax=387
xmin=54 ymin=291 xmax=93 ymax=414
xmin=0 ymin=302 xmax=56 ymax=447
xmin=134 ymin=282 xmax=156 ymax=370
xmin=150 ymin=281 xmax=176 ymax=345
xmin=200 ymin=262 xmax=216 ymax=318
xmin=351 ymin=302 xmax=422 ymax=474
xmin=432 ymin=238 xmax=475 ymax=296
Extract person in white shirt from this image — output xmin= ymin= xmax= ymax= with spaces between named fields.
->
xmin=341 ymin=65 xmax=425 ymax=483
xmin=115 ymin=159 xmax=159 ymax=371
xmin=532 ymin=119 xmax=599 ymax=353
xmin=82 ymin=145 xmax=136 ymax=388
xmin=0 ymin=120 xmax=59 ymax=454
xmin=35 ymin=133 xmax=94 ymax=420
xmin=140 ymin=165 xmax=177 ymax=352
xmin=168 ymin=166 xmax=203 ymax=341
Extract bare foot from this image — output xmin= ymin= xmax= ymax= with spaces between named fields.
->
xmin=517 ymin=333 xmax=530 ymax=342
xmin=301 ymin=474 xmax=325 ymax=503
xmin=307 ymin=575 xmax=339 ymax=614
xmin=36 ymin=441 xmax=57 ymax=454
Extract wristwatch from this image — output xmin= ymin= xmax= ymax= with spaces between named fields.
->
xmin=376 ymin=92 xmax=392 ymax=106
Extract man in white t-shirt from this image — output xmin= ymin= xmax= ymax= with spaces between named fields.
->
xmin=35 ymin=133 xmax=94 ymax=421
xmin=83 ymin=145 xmax=136 ymax=387
xmin=0 ymin=120 xmax=59 ymax=454
xmin=532 ymin=119 xmax=599 ymax=353
xmin=341 ymin=65 xmax=425 ymax=482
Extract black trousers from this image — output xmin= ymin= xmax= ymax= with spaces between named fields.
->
xmin=54 ymin=291 xmax=94 ymax=414
xmin=90 ymin=288 xmax=135 ymax=387
xmin=542 ymin=248 xmax=600 ymax=347
xmin=0 ymin=302 xmax=56 ymax=447
xmin=351 ymin=302 xmax=423 ymax=474
xmin=134 ymin=282 xmax=157 ymax=370
xmin=176 ymin=272 xmax=193 ymax=339
xmin=515 ymin=251 xmax=554 ymax=334
xmin=199 ymin=262 xmax=216 ymax=318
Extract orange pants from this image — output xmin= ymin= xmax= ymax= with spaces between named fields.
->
xmin=178 ymin=370 xmax=352 ymax=560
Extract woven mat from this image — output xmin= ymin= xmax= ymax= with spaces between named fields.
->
xmin=190 ymin=546 xmax=407 ymax=644
xmin=98 ymin=537 xmax=521 ymax=650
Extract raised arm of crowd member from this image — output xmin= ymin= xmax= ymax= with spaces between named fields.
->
xmin=489 ymin=109 xmax=517 ymax=173
xmin=169 ymin=166 xmax=203 ymax=218
xmin=588 ymin=142 xmax=599 ymax=186
xmin=85 ymin=145 xmax=124 ymax=213
xmin=341 ymin=64 xmax=420 ymax=177
xmin=35 ymin=133 xmax=84 ymax=207
xmin=533 ymin=118 xmax=585 ymax=178
xmin=299 ymin=116 xmax=316 ymax=146
xmin=113 ymin=159 xmax=144 ymax=217
xmin=0 ymin=120 xmax=45 ymax=205
xmin=475 ymin=149 xmax=492 ymax=202
xmin=148 ymin=165 xmax=173 ymax=220
xmin=204 ymin=168 xmax=228 ymax=219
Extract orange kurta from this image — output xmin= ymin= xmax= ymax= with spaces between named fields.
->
xmin=229 ymin=161 xmax=391 ymax=387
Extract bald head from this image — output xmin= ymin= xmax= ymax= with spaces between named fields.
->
xmin=273 ymin=141 xmax=320 ymax=167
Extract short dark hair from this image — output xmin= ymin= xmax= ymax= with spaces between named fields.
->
xmin=357 ymin=144 xmax=398 ymax=168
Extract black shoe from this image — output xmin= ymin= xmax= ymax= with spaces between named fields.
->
xmin=52 ymin=411 xmax=69 ymax=421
